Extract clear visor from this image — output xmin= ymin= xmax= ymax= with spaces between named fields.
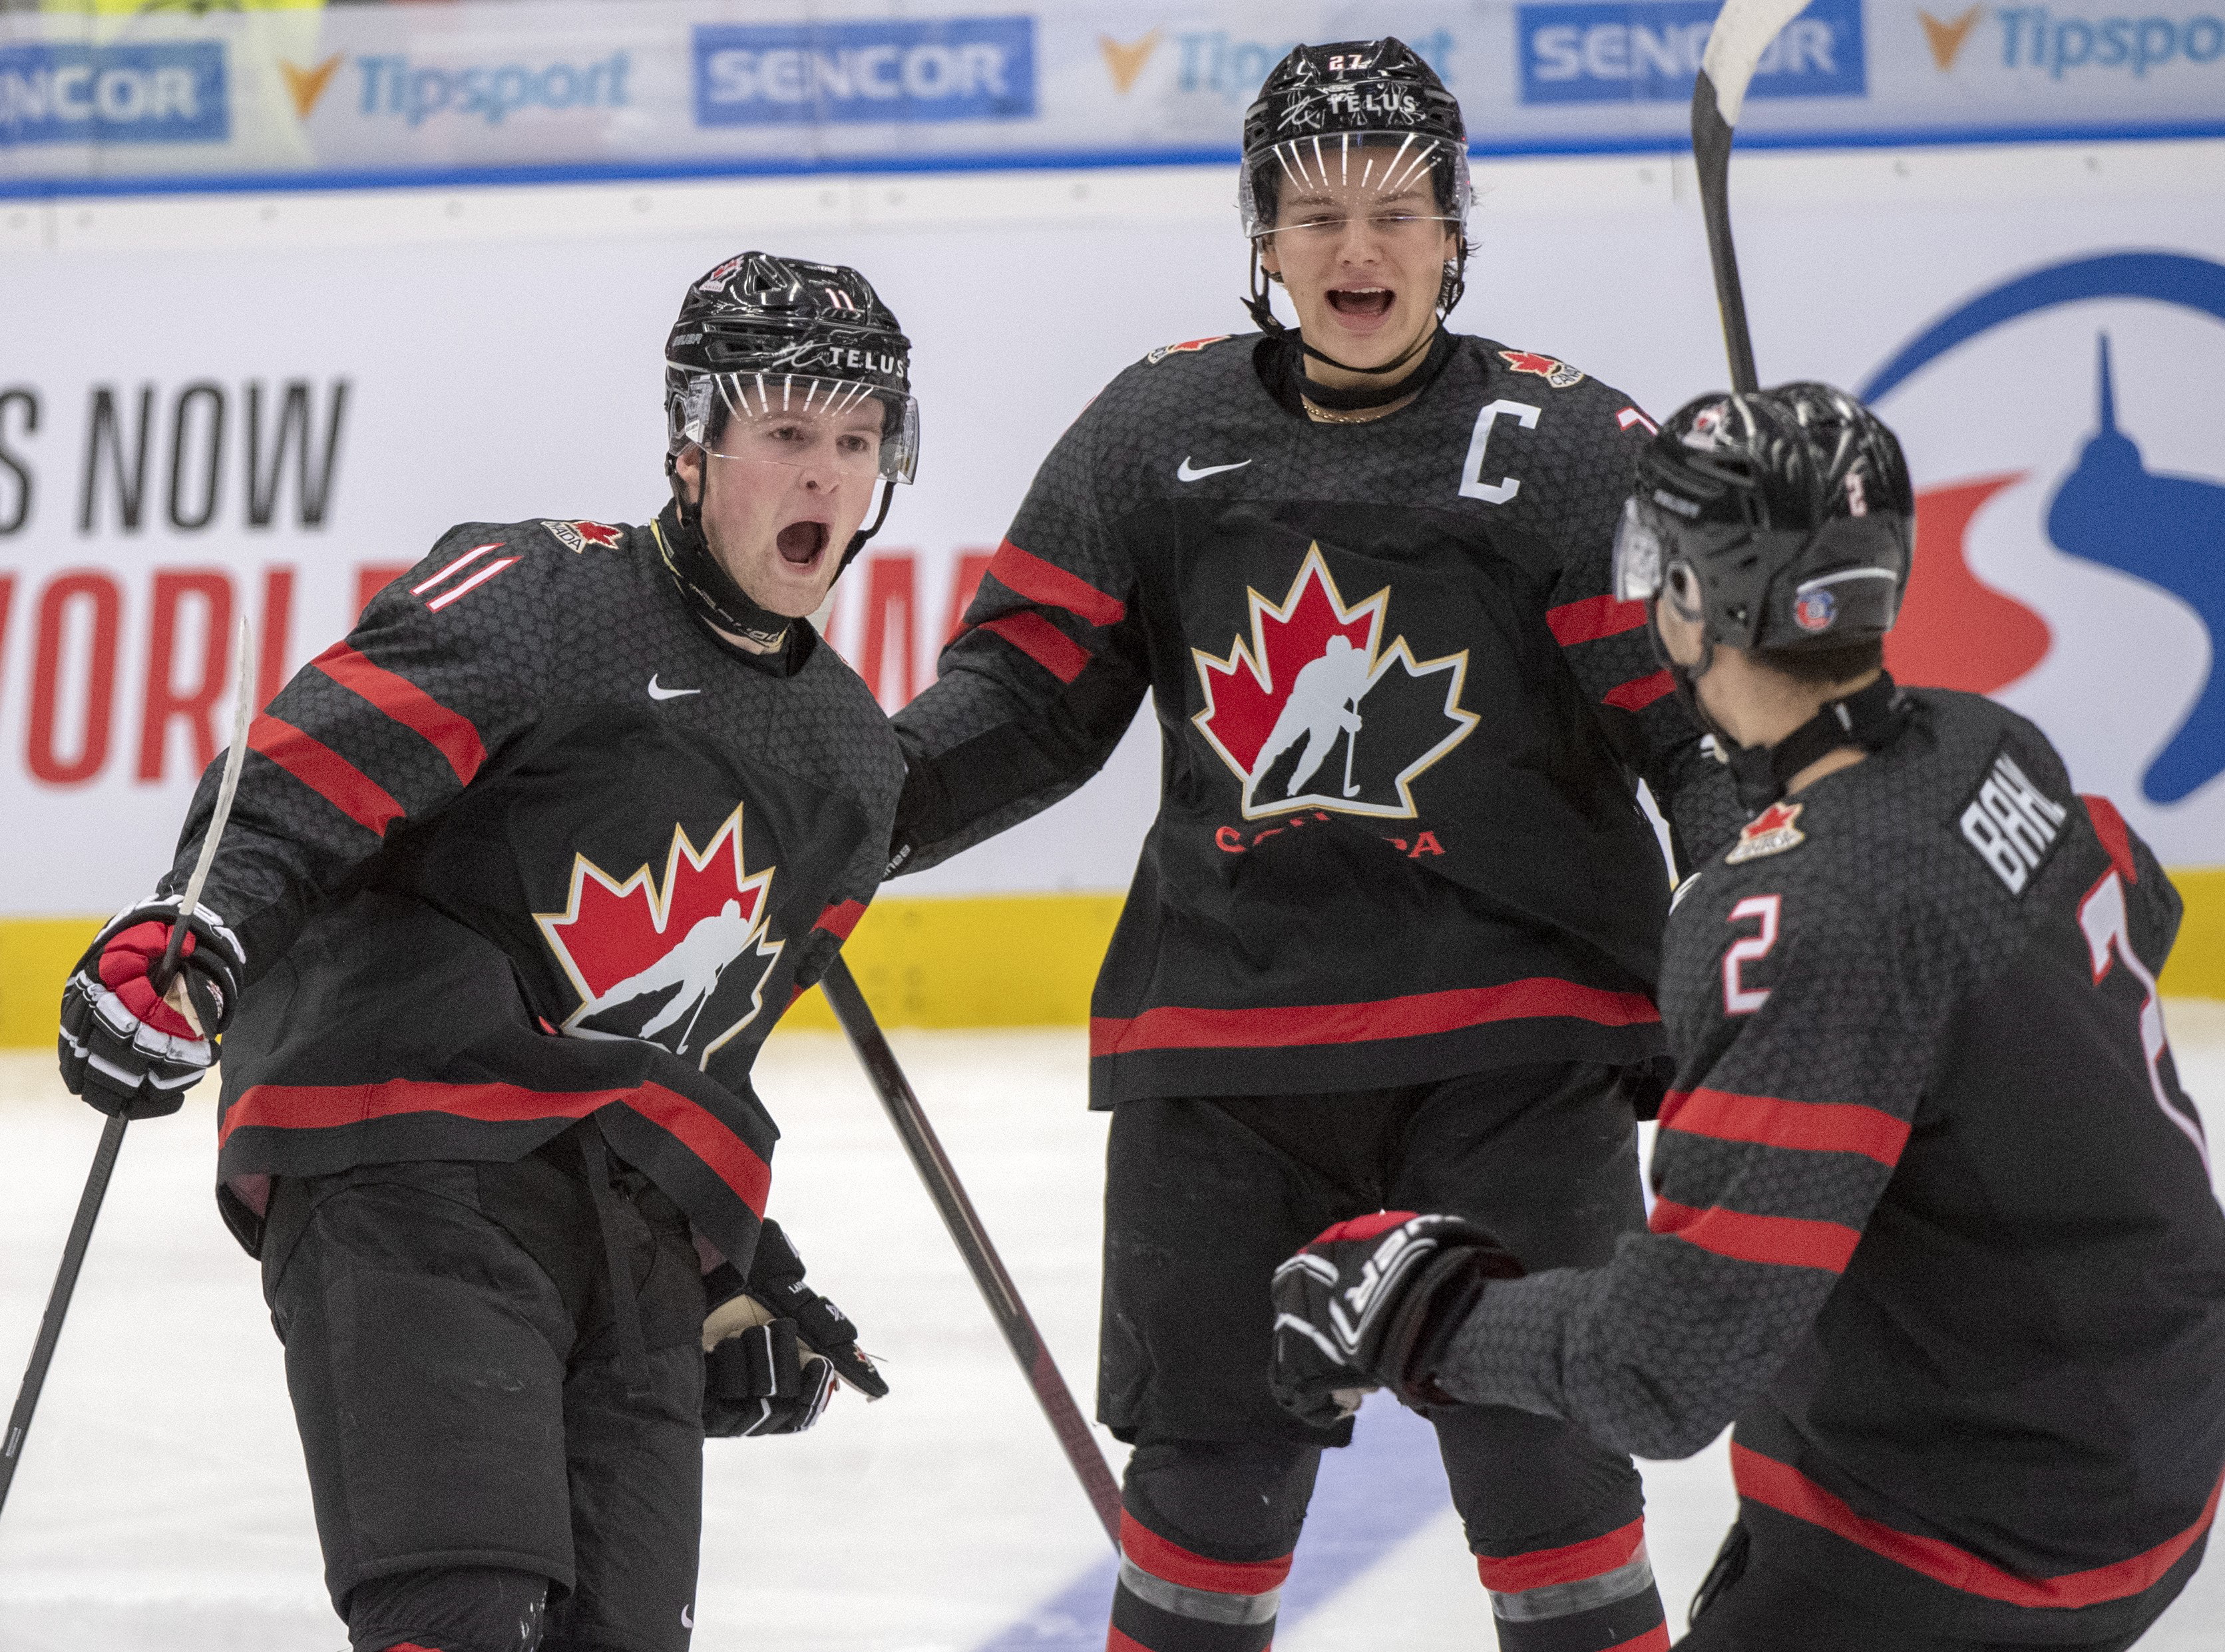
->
xmin=1612 ymin=497 xmax=1670 ymax=604
xmin=680 ymin=372 xmax=919 ymax=485
xmin=1239 ymin=130 xmax=1470 ymax=242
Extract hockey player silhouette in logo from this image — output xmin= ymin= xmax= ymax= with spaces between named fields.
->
xmin=2049 ymin=334 xmax=2225 ymax=803
xmin=1250 ymin=632 xmax=1374 ymax=803
xmin=578 ymin=897 xmax=758 ymax=1054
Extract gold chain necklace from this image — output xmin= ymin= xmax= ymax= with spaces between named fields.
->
xmin=1303 ymin=397 xmax=1410 ymax=425
xmin=1299 ymin=401 xmax=1388 ymax=427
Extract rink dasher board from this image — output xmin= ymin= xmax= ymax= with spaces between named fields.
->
xmin=0 ymin=141 xmax=2222 ymax=1036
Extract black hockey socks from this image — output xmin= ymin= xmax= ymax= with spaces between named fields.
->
xmin=1474 ymin=1516 xmax=1668 ymax=1652
xmin=1110 ymin=1512 xmax=1290 ymax=1652
xmin=1108 ymin=1441 xmax=1315 ymax=1652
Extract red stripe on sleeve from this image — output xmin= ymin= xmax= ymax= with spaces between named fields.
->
xmin=812 ymin=899 xmax=868 ymax=941
xmin=1475 ymin=1516 xmax=1645 ymax=1593
xmin=311 ymin=642 xmax=488 ymax=786
xmin=980 ymin=612 xmax=1092 ymax=684
xmin=1090 ymin=977 xmax=1658 ymax=1057
xmin=2082 ymin=794 xmax=2138 ymax=885
xmin=1732 ymin=1444 xmax=2224 ymax=1609
xmin=1649 ymin=1198 xmax=1862 ymax=1273
xmin=248 ymin=713 xmax=403 ymax=837
xmin=987 ymin=539 xmax=1127 ymax=627
xmin=1659 ymin=1087 xmax=1910 ymax=1168
xmin=1604 ymin=670 xmax=1675 ymax=712
xmin=1605 ymin=1628 xmax=1671 ymax=1652
xmin=1120 ymin=1513 xmax=1293 ymax=1596
xmin=1547 ymin=594 xmax=1649 ymax=648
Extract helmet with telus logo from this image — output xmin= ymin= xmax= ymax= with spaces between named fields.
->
xmin=1238 ymin=39 xmax=1471 ymax=322
xmin=664 ymin=250 xmax=917 ymax=483
xmin=658 ymin=252 xmax=918 ymax=646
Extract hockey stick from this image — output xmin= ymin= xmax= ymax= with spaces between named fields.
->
xmin=1691 ymin=0 xmax=1809 ymax=392
xmin=1339 ymin=700 xmax=1361 ymax=798
xmin=0 ymin=618 xmax=254 ymax=1518
xmin=819 ymin=956 xmax=1123 ymax=1549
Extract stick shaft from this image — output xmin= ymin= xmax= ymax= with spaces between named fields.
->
xmin=152 ymin=615 xmax=255 ymax=996
xmin=819 ymin=958 xmax=1123 ymax=1548
xmin=0 ymin=1114 xmax=129 ymax=1516
xmin=1692 ymin=72 xmax=1760 ymax=395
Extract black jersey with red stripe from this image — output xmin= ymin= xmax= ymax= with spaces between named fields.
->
xmin=1444 ymin=686 xmax=2225 ymax=1639
xmin=161 ymin=507 xmax=903 ymax=1271
xmin=893 ymin=331 xmax=1738 ymax=1105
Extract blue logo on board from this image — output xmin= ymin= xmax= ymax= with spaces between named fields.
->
xmin=692 ymin=17 xmax=1036 ymax=127
xmin=1517 ymin=0 xmax=1866 ymax=104
xmin=1863 ymin=252 xmax=2225 ymax=805
xmin=0 ymin=43 xmax=228 ymax=145
xmin=2049 ymin=335 xmax=2225 ymax=803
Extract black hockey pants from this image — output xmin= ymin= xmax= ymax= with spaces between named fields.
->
xmin=1098 ymin=1064 xmax=1671 ymax=1652
xmin=260 ymin=1119 xmax=708 ymax=1652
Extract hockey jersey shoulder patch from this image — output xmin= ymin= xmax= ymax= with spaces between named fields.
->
xmin=1147 ymin=334 xmax=1233 ymax=365
xmin=1957 ymin=745 xmax=2068 ymax=895
xmin=541 ymin=518 xmax=627 ymax=554
xmin=1725 ymin=801 xmax=1806 ymax=864
xmin=1499 ymin=349 xmax=1586 ymax=389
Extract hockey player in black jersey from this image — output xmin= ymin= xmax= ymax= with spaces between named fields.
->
xmin=55 ymin=252 xmax=918 ymax=1652
xmin=890 ymin=39 xmax=1738 ymax=1652
xmin=1269 ymin=384 xmax=2225 ymax=1650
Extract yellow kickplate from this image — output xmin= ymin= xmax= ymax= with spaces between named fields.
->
xmin=5 ymin=871 xmax=2220 ymax=1049
xmin=0 ymin=895 xmax=1128 ymax=1047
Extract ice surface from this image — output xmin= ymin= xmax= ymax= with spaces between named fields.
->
xmin=4 ymin=1011 xmax=2224 ymax=1650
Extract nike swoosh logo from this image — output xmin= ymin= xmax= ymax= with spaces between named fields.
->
xmin=1177 ymin=456 xmax=1252 ymax=483
xmin=648 ymin=675 xmax=700 ymax=701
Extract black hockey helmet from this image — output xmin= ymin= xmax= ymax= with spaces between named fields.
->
xmin=658 ymin=252 xmax=916 ymax=648
xmin=1612 ymin=383 xmax=1913 ymax=654
xmin=664 ymin=250 xmax=918 ymax=484
xmin=1239 ymin=39 xmax=1470 ymax=323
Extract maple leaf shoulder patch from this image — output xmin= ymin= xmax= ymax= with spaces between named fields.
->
xmin=1725 ymin=801 xmax=1807 ymax=864
xmin=1147 ymin=334 xmax=1233 ymax=365
xmin=1498 ymin=349 xmax=1586 ymax=389
xmin=542 ymin=518 xmax=626 ymax=554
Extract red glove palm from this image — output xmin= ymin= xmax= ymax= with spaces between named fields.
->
xmin=59 ymin=898 xmax=244 ymax=1120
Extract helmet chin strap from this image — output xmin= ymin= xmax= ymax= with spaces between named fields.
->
xmin=1722 ymin=674 xmax=1908 ymax=812
xmin=1648 ymin=602 xmax=1909 ymax=812
xmin=1243 ymin=245 xmax=1462 ymax=405
xmin=657 ymin=455 xmax=889 ymax=652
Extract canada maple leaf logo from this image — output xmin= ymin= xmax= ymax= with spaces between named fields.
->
xmin=1191 ymin=545 xmax=1478 ymax=821
xmin=534 ymin=803 xmax=782 ymax=1069
xmin=542 ymin=518 xmax=625 ymax=554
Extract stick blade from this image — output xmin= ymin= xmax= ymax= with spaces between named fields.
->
xmin=1699 ymin=0 xmax=1812 ymax=128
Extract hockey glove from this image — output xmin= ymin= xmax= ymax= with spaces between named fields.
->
xmin=58 ymin=898 xmax=244 ymax=1121
xmin=701 ymin=1219 xmax=886 ymax=1438
xmin=1269 ymin=1211 xmax=1524 ymax=1430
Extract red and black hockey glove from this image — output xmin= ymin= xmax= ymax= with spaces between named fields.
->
xmin=1269 ymin=1211 xmax=1524 ymax=1430
xmin=701 ymin=1219 xmax=885 ymax=1438
xmin=58 ymin=897 xmax=245 ymax=1121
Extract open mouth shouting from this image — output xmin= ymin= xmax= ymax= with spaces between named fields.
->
xmin=1326 ymin=286 xmax=1396 ymax=326
xmin=776 ymin=519 xmax=830 ymax=570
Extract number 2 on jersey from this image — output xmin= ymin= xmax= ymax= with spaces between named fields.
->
xmin=2079 ymin=869 xmax=2210 ymax=1169
xmin=1722 ymin=895 xmax=1780 ymax=1016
